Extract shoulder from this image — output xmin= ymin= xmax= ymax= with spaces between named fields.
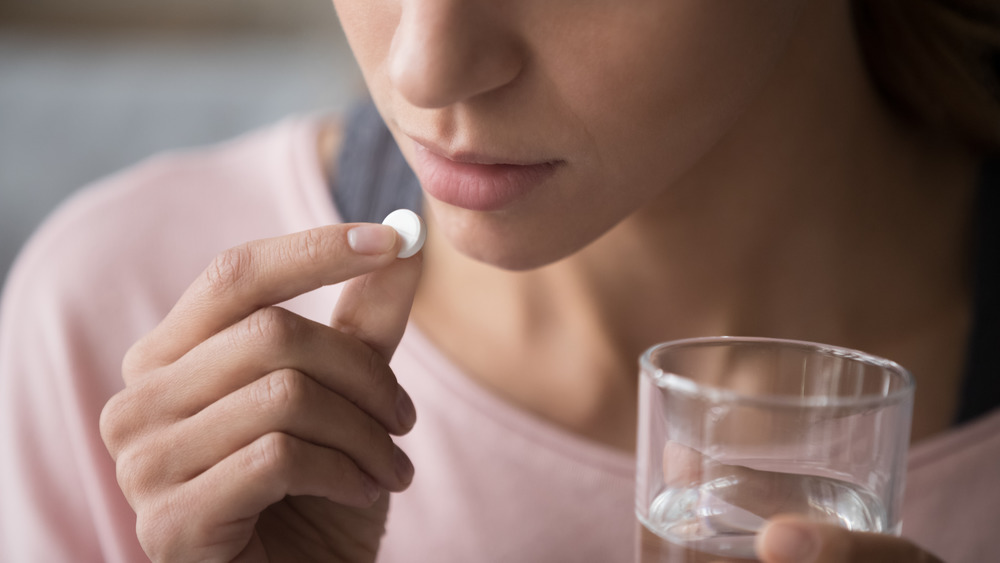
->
xmin=1 ymin=115 xmax=340 ymax=369
xmin=0 ymin=115 xmax=346 ymax=560
xmin=12 ymin=116 xmax=335 ymax=300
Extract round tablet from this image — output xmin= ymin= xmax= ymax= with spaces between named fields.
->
xmin=382 ymin=209 xmax=426 ymax=259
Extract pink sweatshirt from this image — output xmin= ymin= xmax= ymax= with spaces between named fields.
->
xmin=1 ymin=117 xmax=997 ymax=562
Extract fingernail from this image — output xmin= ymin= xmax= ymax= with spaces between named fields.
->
xmin=393 ymin=446 xmax=414 ymax=484
xmin=396 ymin=385 xmax=417 ymax=430
xmin=761 ymin=522 xmax=819 ymax=563
xmin=347 ymin=224 xmax=397 ymax=255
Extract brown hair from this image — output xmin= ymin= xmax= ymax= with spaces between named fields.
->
xmin=853 ymin=0 xmax=1000 ymax=153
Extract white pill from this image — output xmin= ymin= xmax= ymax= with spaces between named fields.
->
xmin=382 ymin=209 xmax=426 ymax=259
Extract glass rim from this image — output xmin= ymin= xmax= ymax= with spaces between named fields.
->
xmin=640 ymin=336 xmax=915 ymax=409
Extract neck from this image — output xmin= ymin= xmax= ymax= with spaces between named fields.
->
xmin=411 ymin=0 xmax=978 ymax=446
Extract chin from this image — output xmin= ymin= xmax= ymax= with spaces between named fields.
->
xmin=435 ymin=212 xmax=596 ymax=272
xmin=457 ymin=241 xmax=562 ymax=272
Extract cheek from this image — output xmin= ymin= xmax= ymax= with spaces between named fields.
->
xmin=330 ymin=0 xmax=806 ymax=270
xmin=547 ymin=0 xmax=804 ymax=192
xmin=330 ymin=1 xmax=398 ymax=93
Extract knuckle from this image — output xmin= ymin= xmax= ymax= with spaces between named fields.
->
xmin=100 ymin=387 xmax=154 ymax=458
xmin=361 ymin=345 xmax=396 ymax=400
xmin=100 ymin=382 xmax=164 ymax=458
xmin=238 ymin=307 xmax=297 ymax=348
xmin=329 ymin=449 xmax=361 ymax=485
xmin=115 ymin=444 xmax=160 ymax=506
xmin=99 ymin=392 xmax=128 ymax=455
xmin=114 ymin=449 xmax=143 ymax=501
xmin=244 ymin=432 xmax=294 ymax=478
xmin=121 ymin=339 xmax=153 ymax=380
xmin=204 ymin=244 xmax=254 ymax=296
xmin=120 ymin=348 xmax=142 ymax=381
xmin=134 ymin=512 xmax=162 ymax=558
xmin=294 ymin=227 xmax=326 ymax=263
xmin=252 ymin=369 xmax=306 ymax=415
xmin=135 ymin=497 xmax=183 ymax=562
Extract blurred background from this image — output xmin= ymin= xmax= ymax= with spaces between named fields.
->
xmin=0 ymin=0 xmax=364 ymax=287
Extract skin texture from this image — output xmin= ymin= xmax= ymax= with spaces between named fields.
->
xmin=102 ymin=0 xmax=976 ymax=560
xmin=336 ymin=0 xmax=807 ymax=270
xmin=337 ymin=0 xmax=974 ymax=446
xmin=756 ymin=516 xmax=944 ymax=563
xmin=101 ymin=225 xmax=422 ymax=561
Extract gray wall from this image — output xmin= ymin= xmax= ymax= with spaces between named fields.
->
xmin=0 ymin=0 xmax=337 ymax=32
xmin=0 ymin=7 xmax=363 ymax=289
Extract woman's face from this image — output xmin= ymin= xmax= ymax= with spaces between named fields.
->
xmin=332 ymin=0 xmax=809 ymax=270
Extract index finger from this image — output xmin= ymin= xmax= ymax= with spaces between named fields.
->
xmin=129 ymin=223 xmax=401 ymax=371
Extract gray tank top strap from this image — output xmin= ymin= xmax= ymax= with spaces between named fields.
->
xmin=331 ymin=100 xmax=423 ymax=224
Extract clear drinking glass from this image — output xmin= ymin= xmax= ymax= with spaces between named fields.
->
xmin=636 ymin=337 xmax=915 ymax=562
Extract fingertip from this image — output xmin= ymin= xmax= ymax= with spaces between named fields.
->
xmin=756 ymin=518 xmax=820 ymax=563
xmin=395 ymin=385 xmax=418 ymax=433
xmin=347 ymin=224 xmax=400 ymax=256
xmin=392 ymin=446 xmax=415 ymax=488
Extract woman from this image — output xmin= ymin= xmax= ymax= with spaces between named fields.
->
xmin=1 ymin=0 xmax=997 ymax=561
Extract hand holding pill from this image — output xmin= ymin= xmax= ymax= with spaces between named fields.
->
xmin=100 ymin=215 xmax=424 ymax=562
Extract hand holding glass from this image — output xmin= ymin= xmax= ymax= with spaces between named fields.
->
xmin=636 ymin=337 xmax=915 ymax=562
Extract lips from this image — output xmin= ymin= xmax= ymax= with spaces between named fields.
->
xmin=409 ymin=139 xmax=561 ymax=212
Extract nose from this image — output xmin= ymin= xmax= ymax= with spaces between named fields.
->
xmin=388 ymin=0 xmax=523 ymax=108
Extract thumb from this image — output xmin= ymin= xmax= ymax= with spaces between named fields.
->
xmin=755 ymin=515 xmax=943 ymax=563
xmin=330 ymin=225 xmax=424 ymax=361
